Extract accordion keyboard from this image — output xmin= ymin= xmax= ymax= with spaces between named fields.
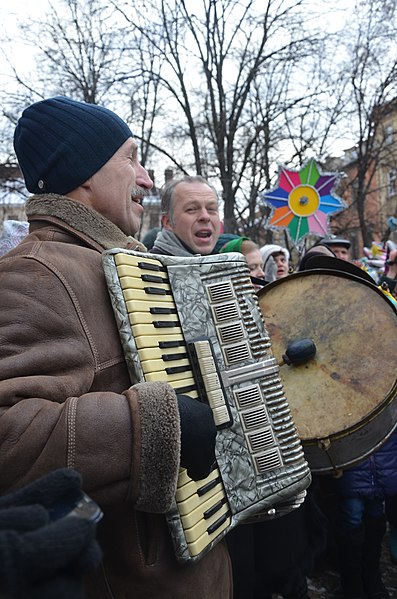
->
xmin=114 ymin=253 xmax=232 ymax=556
xmin=103 ymin=249 xmax=311 ymax=563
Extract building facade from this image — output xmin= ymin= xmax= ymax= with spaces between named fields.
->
xmin=327 ymin=100 xmax=397 ymax=257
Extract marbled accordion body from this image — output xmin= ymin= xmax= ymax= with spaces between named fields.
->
xmin=102 ymin=249 xmax=311 ymax=563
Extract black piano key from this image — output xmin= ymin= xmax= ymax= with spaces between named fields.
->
xmin=162 ymin=352 xmax=188 ymax=362
xmin=197 ymin=476 xmax=222 ymax=497
xmin=137 ymin=261 xmax=164 ymax=271
xmin=165 ymin=365 xmax=192 ymax=375
xmin=144 ymin=287 xmax=171 ymax=295
xmin=141 ymin=274 xmax=169 ymax=284
xmin=153 ymin=320 xmax=179 ymax=328
xmin=207 ymin=511 xmax=230 ymax=535
xmin=174 ymin=383 xmax=197 ymax=394
xmin=150 ymin=307 xmax=177 ymax=314
xmin=159 ymin=340 xmax=186 ymax=348
xmin=204 ymin=497 xmax=227 ymax=520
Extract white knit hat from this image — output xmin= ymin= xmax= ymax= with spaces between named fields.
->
xmin=260 ymin=244 xmax=289 ymax=267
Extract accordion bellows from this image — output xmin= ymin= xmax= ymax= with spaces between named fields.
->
xmin=102 ymin=249 xmax=311 ymax=563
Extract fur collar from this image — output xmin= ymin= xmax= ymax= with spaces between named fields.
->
xmin=25 ymin=194 xmax=146 ymax=251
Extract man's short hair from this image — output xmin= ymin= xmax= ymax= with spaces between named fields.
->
xmin=241 ymin=239 xmax=260 ymax=255
xmin=160 ymin=175 xmax=218 ymax=222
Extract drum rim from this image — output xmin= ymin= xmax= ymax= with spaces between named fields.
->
xmin=258 ymin=267 xmax=397 ymax=315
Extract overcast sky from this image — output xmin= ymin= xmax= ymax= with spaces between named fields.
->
xmin=0 ymin=0 xmax=50 ymax=76
xmin=0 ymin=0 xmax=355 ymax=158
xmin=1 ymin=0 xmax=351 ymax=73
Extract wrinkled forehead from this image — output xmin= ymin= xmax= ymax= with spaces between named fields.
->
xmin=173 ymin=181 xmax=218 ymax=204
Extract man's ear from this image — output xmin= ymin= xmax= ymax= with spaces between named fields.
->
xmin=161 ymin=214 xmax=173 ymax=231
xmin=80 ymin=177 xmax=92 ymax=190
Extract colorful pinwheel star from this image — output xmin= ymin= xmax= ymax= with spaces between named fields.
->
xmin=262 ymin=159 xmax=346 ymax=243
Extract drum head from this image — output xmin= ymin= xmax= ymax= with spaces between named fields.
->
xmin=258 ymin=270 xmax=397 ymax=445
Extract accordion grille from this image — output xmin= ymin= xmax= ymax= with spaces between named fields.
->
xmin=255 ymin=448 xmax=283 ymax=473
xmin=211 ymin=302 xmax=240 ymax=323
xmin=247 ymin=427 xmax=276 ymax=453
xmin=233 ymin=384 xmax=262 ymax=409
xmin=241 ymin=405 xmax=269 ymax=430
xmin=223 ymin=341 xmax=251 ymax=364
xmin=217 ymin=321 xmax=245 ymax=344
xmin=206 ymin=280 xmax=234 ymax=303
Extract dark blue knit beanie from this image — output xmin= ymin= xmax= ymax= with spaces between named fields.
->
xmin=13 ymin=96 xmax=133 ymax=195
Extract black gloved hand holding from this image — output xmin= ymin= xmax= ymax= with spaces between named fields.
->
xmin=177 ymin=394 xmax=217 ymax=481
xmin=0 ymin=468 xmax=83 ymax=512
xmin=0 ymin=469 xmax=102 ymax=599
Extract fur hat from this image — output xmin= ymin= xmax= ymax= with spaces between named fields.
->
xmin=14 ymin=96 xmax=133 ymax=195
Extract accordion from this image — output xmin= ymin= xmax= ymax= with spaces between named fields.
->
xmin=102 ymin=249 xmax=311 ymax=563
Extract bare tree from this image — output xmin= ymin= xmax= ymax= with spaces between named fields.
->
xmin=18 ymin=0 xmax=133 ymax=104
xmin=115 ymin=0 xmax=334 ymax=235
xmin=3 ymin=0 xmax=394 ymax=250
xmin=0 ymin=0 xmax=167 ymax=200
xmin=332 ymin=0 xmax=397 ymax=247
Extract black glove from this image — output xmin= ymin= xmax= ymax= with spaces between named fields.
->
xmin=0 ymin=469 xmax=102 ymax=599
xmin=0 ymin=467 xmax=83 ymax=512
xmin=177 ymin=394 xmax=217 ymax=481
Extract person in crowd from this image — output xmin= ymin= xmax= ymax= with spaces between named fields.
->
xmin=321 ymin=236 xmax=396 ymax=291
xmin=219 ymin=236 xmax=266 ymax=289
xmin=321 ymin=236 xmax=351 ymax=261
xmin=260 ymin=243 xmax=290 ymax=282
xmin=155 ymin=182 xmax=310 ymax=598
xmin=298 ymin=242 xmax=396 ymax=599
xmin=0 ymin=96 xmax=231 ymax=599
xmin=379 ymin=247 xmax=397 ymax=295
xmin=150 ymin=175 xmax=220 ymax=256
xmin=331 ymin=444 xmax=396 ymax=599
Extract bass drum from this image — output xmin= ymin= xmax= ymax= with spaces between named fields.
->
xmin=258 ymin=269 xmax=397 ymax=473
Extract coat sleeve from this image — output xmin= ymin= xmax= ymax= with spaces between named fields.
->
xmin=0 ymin=252 xmax=180 ymax=514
